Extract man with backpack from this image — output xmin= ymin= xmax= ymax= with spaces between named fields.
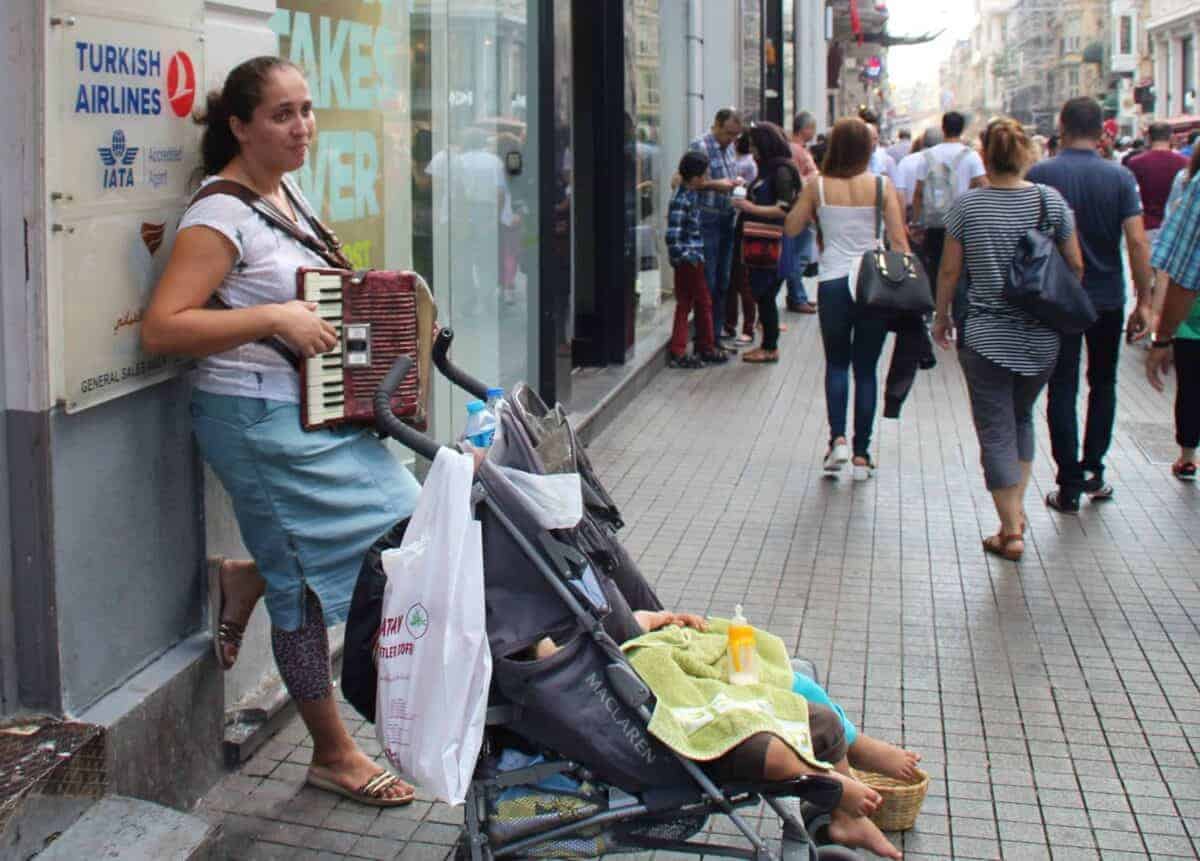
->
xmin=911 ymin=111 xmax=987 ymax=279
xmin=1027 ymin=97 xmax=1153 ymax=513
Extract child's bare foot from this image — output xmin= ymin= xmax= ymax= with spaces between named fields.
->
xmin=848 ymin=735 xmax=923 ymax=782
xmin=828 ymin=809 xmax=902 ymax=860
xmin=829 ymin=769 xmax=882 ymax=817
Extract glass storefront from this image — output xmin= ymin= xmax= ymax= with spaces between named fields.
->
xmin=628 ymin=0 xmax=673 ymax=343
xmin=783 ymin=0 xmax=794 ymax=126
xmin=271 ymin=0 xmax=540 ymax=440
xmin=741 ymin=0 xmax=764 ymax=121
xmin=267 ymin=0 xmax=702 ymax=430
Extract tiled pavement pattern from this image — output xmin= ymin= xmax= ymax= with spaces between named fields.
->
xmin=200 ymin=309 xmax=1200 ymax=859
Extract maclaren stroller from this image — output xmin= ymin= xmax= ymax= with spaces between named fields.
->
xmin=342 ymin=330 xmax=858 ymax=861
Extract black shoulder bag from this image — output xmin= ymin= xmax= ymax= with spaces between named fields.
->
xmin=855 ymin=176 xmax=934 ymax=316
xmin=1003 ymin=185 xmax=1097 ymax=335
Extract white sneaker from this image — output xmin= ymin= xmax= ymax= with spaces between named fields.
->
xmin=852 ymin=456 xmax=875 ymax=482
xmin=824 ymin=441 xmax=850 ymax=472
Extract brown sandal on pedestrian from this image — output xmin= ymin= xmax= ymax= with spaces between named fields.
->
xmin=982 ymin=533 xmax=1025 ymax=561
xmin=742 ymin=348 xmax=780 ymax=363
xmin=306 ymin=768 xmax=415 ymax=807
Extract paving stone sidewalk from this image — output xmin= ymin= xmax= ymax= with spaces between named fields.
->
xmin=200 ymin=308 xmax=1200 ymax=859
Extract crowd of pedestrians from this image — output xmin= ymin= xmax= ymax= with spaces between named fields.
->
xmin=665 ymin=97 xmax=1200 ymax=560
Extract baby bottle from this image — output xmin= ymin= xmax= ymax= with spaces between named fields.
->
xmin=727 ymin=604 xmax=759 ymax=686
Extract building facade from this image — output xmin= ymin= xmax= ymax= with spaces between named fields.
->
xmin=1148 ymin=0 xmax=1200 ymax=119
xmin=1 ymin=0 xmax=823 ymax=810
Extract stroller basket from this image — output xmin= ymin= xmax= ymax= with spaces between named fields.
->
xmin=349 ymin=330 xmax=858 ymax=861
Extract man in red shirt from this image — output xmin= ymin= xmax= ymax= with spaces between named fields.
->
xmin=1128 ymin=122 xmax=1189 ymax=236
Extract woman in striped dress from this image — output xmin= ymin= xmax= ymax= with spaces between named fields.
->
xmin=931 ymin=118 xmax=1084 ymax=561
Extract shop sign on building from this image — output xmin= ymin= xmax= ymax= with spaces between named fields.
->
xmin=46 ymin=5 xmax=203 ymax=412
xmin=271 ymin=1 xmax=398 ymax=272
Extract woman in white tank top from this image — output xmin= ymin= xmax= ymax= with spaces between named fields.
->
xmin=784 ymin=118 xmax=910 ymax=480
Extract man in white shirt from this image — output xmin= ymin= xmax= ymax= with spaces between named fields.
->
xmin=912 ymin=110 xmax=987 ymax=277
xmin=866 ymin=122 xmax=896 ymax=179
xmin=894 ymin=128 xmax=943 ymax=210
xmin=886 ymin=129 xmax=911 ymax=166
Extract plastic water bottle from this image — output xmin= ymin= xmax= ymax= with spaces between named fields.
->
xmin=464 ymin=400 xmax=497 ymax=448
xmin=727 ymin=604 xmax=760 ymax=686
xmin=485 ymin=387 xmax=505 ymax=411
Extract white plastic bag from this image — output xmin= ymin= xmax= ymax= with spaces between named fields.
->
xmin=494 ymin=466 xmax=583 ymax=530
xmin=376 ymin=448 xmax=490 ymax=805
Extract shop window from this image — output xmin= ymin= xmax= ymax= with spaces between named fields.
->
xmin=1119 ymin=16 xmax=1133 ymax=56
xmin=272 ymin=0 xmax=541 ymax=440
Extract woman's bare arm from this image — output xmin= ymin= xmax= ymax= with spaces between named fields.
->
xmin=784 ymin=182 xmax=817 ymax=237
xmin=1059 ymin=232 xmax=1084 ymax=281
xmin=883 ymin=178 xmax=910 ymax=253
xmin=142 ymin=226 xmax=336 ymax=359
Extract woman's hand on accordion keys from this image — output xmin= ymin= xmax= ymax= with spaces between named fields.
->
xmin=274 ymin=300 xmax=338 ymax=358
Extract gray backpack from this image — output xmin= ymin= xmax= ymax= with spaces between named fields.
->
xmin=921 ymin=147 xmax=970 ymax=228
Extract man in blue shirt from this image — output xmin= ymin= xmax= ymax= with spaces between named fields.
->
xmin=1027 ymin=97 xmax=1154 ymax=513
xmin=689 ymin=108 xmax=744 ymax=348
xmin=1147 ymin=167 xmax=1200 ymax=390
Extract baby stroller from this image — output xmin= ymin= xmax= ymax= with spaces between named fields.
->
xmin=343 ymin=330 xmax=857 ymax=861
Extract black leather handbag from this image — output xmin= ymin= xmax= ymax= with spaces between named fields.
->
xmin=855 ymin=177 xmax=934 ymax=315
xmin=1004 ymin=185 xmax=1097 ymax=335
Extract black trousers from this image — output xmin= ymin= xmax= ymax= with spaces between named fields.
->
xmin=1176 ymin=339 xmax=1200 ymax=450
xmin=920 ymin=227 xmax=947 ymax=284
xmin=1046 ymin=308 xmax=1124 ymax=495
xmin=750 ymin=268 xmax=783 ymax=351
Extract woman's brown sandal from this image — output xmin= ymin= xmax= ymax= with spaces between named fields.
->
xmin=982 ymin=533 xmax=1025 ymax=561
xmin=742 ymin=348 xmax=780 ymax=363
xmin=208 ymin=558 xmax=249 ymax=671
xmin=306 ymin=768 xmax=415 ymax=807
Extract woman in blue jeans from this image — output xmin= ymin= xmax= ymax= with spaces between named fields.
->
xmin=784 ymin=118 xmax=910 ymax=479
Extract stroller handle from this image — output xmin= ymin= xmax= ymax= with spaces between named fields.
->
xmin=432 ymin=328 xmax=490 ymax=400
xmin=374 ymin=328 xmax=496 ymax=460
xmin=374 ymin=355 xmax=444 ymax=461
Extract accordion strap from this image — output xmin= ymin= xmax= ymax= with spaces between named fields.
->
xmin=185 ymin=179 xmax=341 ymax=368
xmin=188 ymin=179 xmax=354 ymax=270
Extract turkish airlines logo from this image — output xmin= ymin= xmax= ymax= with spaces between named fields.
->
xmin=165 ymin=51 xmax=195 ymax=118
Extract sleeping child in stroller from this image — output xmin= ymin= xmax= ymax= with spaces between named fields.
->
xmin=523 ymin=604 xmax=920 ymax=861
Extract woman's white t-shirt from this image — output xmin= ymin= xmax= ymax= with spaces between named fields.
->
xmin=178 ymin=176 xmax=329 ymax=403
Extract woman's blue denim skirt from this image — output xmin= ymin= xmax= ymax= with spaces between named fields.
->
xmin=191 ymin=389 xmax=421 ymax=631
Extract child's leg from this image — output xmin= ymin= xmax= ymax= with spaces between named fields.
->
xmin=792 ymin=672 xmax=858 ymax=745
xmin=792 ymin=672 xmax=921 ymax=780
xmin=669 ymin=264 xmax=696 ymax=357
xmin=689 ymin=263 xmax=716 ymax=353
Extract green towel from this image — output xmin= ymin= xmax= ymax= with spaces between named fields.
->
xmin=621 ymin=618 xmax=831 ymax=770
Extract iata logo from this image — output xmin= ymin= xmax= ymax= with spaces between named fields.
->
xmin=98 ymin=129 xmax=138 ymax=189
xmin=165 ymin=51 xmax=195 ymax=118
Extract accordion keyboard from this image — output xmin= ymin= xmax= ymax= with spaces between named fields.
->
xmin=303 ymin=271 xmax=349 ymax=426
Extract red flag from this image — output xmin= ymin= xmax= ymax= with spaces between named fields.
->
xmin=849 ymin=0 xmax=863 ymax=44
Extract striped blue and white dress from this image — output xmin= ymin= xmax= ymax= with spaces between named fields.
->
xmin=944 ymin=184 xmax=1076 ymax=375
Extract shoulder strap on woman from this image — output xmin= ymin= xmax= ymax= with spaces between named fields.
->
xmin=186 ymin=179 xmax=352 ymax=270
xmin=1036 ymin=183 xmax=1049 ymax=233
xmin=818 ymin=175 xmax=826 ymax=207
xmin=875 ymin=175 xmax=884 ymax=242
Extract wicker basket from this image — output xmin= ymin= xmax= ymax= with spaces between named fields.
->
xmin=851 ymin=767 xmax=929 ymax=832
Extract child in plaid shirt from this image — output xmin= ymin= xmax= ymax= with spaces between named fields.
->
xmin=666 ymin=152 xmax=728 ymax=368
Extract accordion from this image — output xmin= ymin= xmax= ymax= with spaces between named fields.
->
xmin=297 ymin=267 xmax=436 ymax=432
